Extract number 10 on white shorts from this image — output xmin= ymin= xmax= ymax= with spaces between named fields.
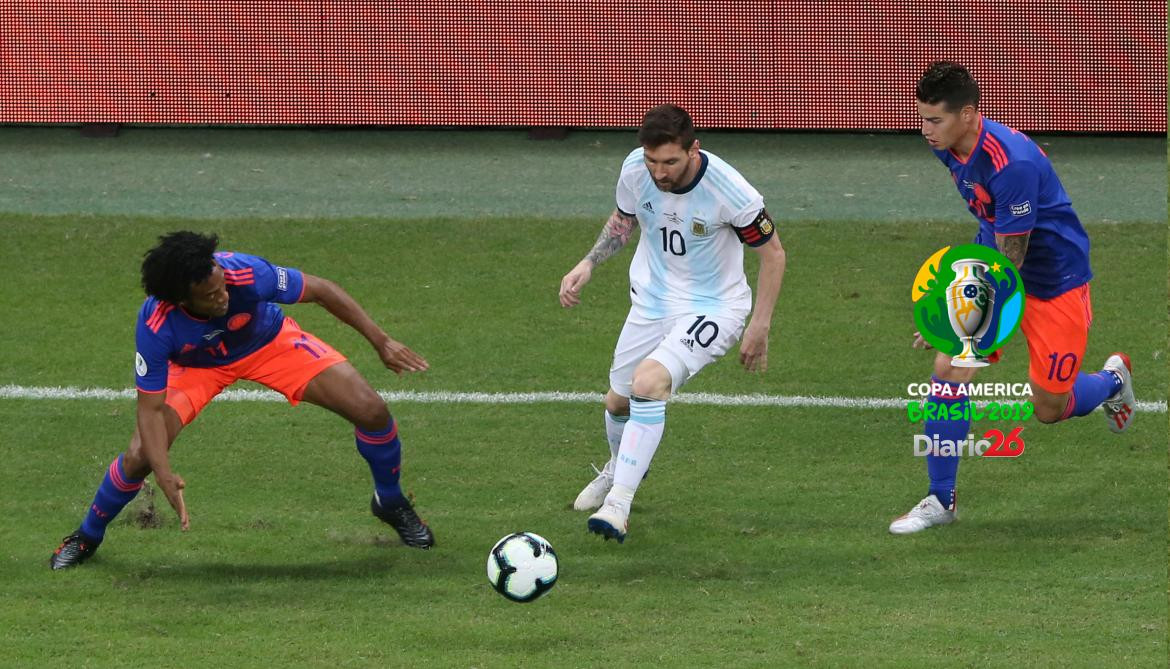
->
xmin=609 ymin=309 xmax=747 ymax=396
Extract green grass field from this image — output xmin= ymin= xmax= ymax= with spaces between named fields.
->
xmin=0 ymin=130 xmax=1166 ymax=667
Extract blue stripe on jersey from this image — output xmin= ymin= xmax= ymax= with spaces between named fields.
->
xmin=642 ymin=248 xmax=670 ymax=318
xmin=623 ymin=149 xmax=644 ymax=171
xmin=639 ymin=180 xmax=670 ymax=319
xmin=704 ymin=166 xmax=750 ymax=210
xmin=685 ymin=228 xmax=728 ymax=313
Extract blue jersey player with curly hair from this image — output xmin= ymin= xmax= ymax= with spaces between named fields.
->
xmin=51 ymin=231 xmax=435 ymax=569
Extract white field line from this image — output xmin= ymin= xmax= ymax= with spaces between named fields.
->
xmin=0 ymin=384 xmax=1164 ymax=413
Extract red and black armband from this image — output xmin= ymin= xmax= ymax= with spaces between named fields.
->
xmin=733 ymin=209 xmax=776 ymax=247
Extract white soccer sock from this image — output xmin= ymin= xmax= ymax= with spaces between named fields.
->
xmin=604 ymin=410 xmax=630 ymax=460
xmin=609 ymin=398 xmax=665 ymax=504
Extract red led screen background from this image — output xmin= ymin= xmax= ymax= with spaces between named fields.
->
xmin=1 ymin=1 xmax=1164 ymax=132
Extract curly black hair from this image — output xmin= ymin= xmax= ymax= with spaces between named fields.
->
xmin=141 ymin=231 xmax=219 ymax=304
xmin=637 ymin=104 xmax=696 ymax=150
xmin=916 ymin=61 xmax=981 ymax=112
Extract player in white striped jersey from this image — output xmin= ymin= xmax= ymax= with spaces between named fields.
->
xmin=558 ymin=105 xmax=787 ymax=543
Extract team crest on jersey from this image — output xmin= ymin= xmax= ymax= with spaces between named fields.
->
xmin=961 ymin=180 xmax=992 ymax=204
xmin=228 ymin=313 xmax=252 ymax=331
xmin=690 ymin=217 xmax=710 ymax=237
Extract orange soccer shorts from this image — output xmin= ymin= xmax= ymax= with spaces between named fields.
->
xmin=164 ymin=317 xmax=347 ymax=425
xmin=1018 ymin=283 xmax=1093 ymax=394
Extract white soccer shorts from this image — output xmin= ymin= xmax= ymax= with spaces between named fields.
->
xmin=608 ymin=308 xmax=747 ymax=397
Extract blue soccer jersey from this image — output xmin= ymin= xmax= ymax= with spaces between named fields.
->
xmin=134 ymin=251 xmax=306 ymax=392
xmin=933 ymin=116 xmax=1092 ymax=298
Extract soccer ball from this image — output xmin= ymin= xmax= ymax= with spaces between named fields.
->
xmin=486 ymin=532 xmax=559 ymax=603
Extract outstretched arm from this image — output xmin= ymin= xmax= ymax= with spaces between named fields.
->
xmin=559 ymin=209 xmax=639 ymax=308
xmin=300 ymin=274 xmax=428 ymax=374
xmin=136 ymin=390 xmax=188 ymax=529
xmin=740 ymin=234 xmax=786 ymax=372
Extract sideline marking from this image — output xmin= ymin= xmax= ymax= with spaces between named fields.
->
xmin=0 ymin=385 xmax=1164 ymax=413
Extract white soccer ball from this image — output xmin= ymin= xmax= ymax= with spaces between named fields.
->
xmin=486 ymin=532 xmax=559 ymax=603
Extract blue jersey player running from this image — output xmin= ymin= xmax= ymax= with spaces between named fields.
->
xmin=890 ymin=62 xmax=1137 ymax=534
xmin=51 ymin=231 xmax=434 ymax=569
xmin=559 ymin=105 xmax=787 ymax=543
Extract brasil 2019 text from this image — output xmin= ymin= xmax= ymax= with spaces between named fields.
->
xmin=906 ymin=401 xmax=1034 ymax=423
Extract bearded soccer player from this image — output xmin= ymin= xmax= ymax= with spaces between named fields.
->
xmin=889 ymin=62 xmax=1136 ymax=534
xmin=559 ymin=104 xmax=787 ymax=543
xmin=50 ymin=231 xmax=435 ymax=569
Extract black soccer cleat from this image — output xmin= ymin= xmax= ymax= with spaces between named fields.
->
xmin=371 ymin=495 xmax=435 ymax=549
xmin=49 ymin=530 xmax=100 ymax=570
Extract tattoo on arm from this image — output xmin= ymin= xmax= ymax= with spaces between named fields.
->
xmin=996 ymin=233 xmax=1029 ymax=269
xmin=585 ymin=210 xmax=637 ymax=265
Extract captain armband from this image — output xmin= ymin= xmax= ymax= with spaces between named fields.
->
xmin=732 ymin=209 xmax=776 ymax=247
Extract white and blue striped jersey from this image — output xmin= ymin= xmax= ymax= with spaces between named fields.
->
xmin=615 ymin=148 xmax=766 ymax=319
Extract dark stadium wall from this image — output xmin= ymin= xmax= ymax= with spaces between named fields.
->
xmin=1 ymin=1 xmax=1164 ymax=132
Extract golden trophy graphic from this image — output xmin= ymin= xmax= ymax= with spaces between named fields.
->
xmin=946 ymin=259 xmax=996 ymax=367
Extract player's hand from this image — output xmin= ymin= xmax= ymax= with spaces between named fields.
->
xmin=377 ymin=337 xmax=429 ymax=374
xmin=912 ymin=331 xmax=934 ymax=350
xmin=740 ymin=322 xmax=770 ymax=372
xmin=156 ymin=470 xmax=189 ymax=531
xmin=559 ymin=260 xmax=594 ymax=308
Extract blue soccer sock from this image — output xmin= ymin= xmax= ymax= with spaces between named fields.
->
xmin=357 ymin=417 xmax=406 ymax=507
xmin=79 ymin=454 xmax=144 ymax=542
xmin=1062 ymin=370 xmax=1124 ymax=419
xmin=924 ymin=377 xmax=970 ymax=510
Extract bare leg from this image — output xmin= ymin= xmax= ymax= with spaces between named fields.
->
xmin=300 ymin=361 xmax=434 ymax=548
xmin=299 ymin=361 xmax=389 ymax=431
xmin=1030 ymin=385 xmax=1069 ymax=424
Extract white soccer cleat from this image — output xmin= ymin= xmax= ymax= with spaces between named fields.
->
xmin=1102 ymin=353 xmax=1135 ymax=434
xmin=587 ymin=501 xmax=629 ymax=543
xmin=573 ymin=459 xmax=615 ymax=511
xmin=889 ymin=495 xmax=956 ymax=535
